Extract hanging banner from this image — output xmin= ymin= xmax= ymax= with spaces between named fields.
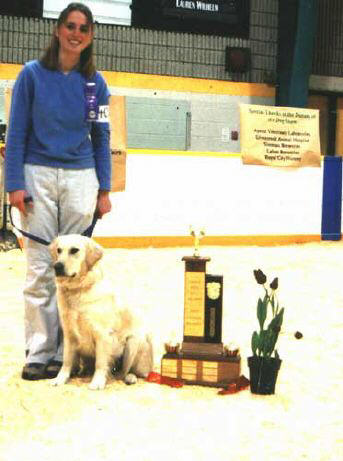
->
xmin=131 ymin=0 xmax=250 ymax=38
xmin=240 ymin=104 xmax=321 ymax=167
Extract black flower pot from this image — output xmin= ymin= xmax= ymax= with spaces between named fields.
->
xmin=248 ymin=356 xmax=282 ymax=395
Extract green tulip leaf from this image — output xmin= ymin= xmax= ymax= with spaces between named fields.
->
xmin=257 ymin=296 xmax=267 ymax=330
xmin=251 ymin=331 xmax=259 ymax=355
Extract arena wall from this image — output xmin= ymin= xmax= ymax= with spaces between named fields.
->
xmin=0 ymin=64 xmax=326 ymax=247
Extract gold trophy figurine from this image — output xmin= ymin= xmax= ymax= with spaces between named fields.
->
xmin=189 ymin=226 xmax=205 ymax=258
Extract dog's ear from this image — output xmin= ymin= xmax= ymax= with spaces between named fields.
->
xmin=49 ymin=239 xmax=58 ymax=262
xmin=86 ymin=238 xmax=104 ymax=269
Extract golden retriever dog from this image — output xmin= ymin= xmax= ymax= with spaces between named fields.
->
xmin=49 ymin=235 xmax=153 ymax=390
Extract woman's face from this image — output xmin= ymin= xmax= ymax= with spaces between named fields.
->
xmin=56 ymin=10 xmax=93 ymax=57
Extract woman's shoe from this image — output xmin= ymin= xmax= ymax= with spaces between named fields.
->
xmin=21 ymin=363 xmax=47 ymax=380
xmin=45 ymin=360 xmax=62 ymax=379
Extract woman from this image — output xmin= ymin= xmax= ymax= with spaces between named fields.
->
xmin=5 ymin=3 xmax=112 ymax=380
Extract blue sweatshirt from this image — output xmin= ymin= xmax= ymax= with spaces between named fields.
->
xmin=5 ymin=60 xmax=111 ymax=192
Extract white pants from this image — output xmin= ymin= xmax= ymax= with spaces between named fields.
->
xmin=22 ymin=165 xmax=99 ymax=364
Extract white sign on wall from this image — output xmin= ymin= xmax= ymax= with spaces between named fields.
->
xmin=43 ymin=0 xmax=132 ymax=25
xmin=240 ymin=104 xmax=321 ymax=168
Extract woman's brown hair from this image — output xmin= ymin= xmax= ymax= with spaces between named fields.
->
xmin=40 ymin=2 xmax=96 ymax=78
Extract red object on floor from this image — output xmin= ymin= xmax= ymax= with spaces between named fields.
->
xmin=146 ymin=372 xmax=249 ymax=393
xmin=218 ymin=375 xmax=250 ymax=395
xmin=146 ymin=372 xmax=184 ymax=388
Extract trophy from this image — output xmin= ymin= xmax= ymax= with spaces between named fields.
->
xmin=161 ymin=227 xmax=241 ymax=387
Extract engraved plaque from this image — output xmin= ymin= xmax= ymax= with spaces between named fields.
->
xmin=182 ymin=359 xmax=197 ymax=380
xmin=202 ymin=361 xmax=218 ymax=382
xmin=182 ymin=256 xmax=210 ymax=343
xmin=183 ymin=271 xmax=205 ymax=337
xmin=161 ymin=359 xmax=177 ymax=378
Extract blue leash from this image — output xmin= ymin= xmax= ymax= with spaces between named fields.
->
xmin=9 ymin=205 xmax=99 ymax=246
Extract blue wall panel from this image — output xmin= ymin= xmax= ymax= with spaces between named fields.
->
xmin=321 ymin=156 xmax=342 ymax=240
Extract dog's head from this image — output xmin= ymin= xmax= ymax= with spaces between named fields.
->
xmin=49 ymin=235 xmax=103 ymax=279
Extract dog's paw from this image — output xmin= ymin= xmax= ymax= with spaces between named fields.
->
xmin=124 ymin=373 xmax=138 ymax=385
xmin=88 ymin=374 xmax=106 ymax=390
xmin=50 ymin=371 xmax=70 ymax=386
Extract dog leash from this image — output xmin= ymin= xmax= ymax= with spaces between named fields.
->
xmin=8 ymin=205 xmax=99 ymax=246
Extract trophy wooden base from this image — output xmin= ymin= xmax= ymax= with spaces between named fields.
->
xmin=161 ymin=351 xmax=241 ymax=388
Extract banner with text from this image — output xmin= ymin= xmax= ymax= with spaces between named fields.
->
xmin=240 ymin=104 xmax=321 ymax=167
xmin=131 ymin=0 xmax=249 ymax=37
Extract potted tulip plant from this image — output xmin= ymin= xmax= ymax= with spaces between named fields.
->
xmin=248 ymin=269 xmax=285 ymax=395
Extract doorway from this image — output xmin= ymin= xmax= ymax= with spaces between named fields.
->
xmin=308 ymin=92 xmax=343 ymax=156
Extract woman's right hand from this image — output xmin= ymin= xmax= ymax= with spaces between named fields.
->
xmin=9 ymin=190 xmax=31 ymax=216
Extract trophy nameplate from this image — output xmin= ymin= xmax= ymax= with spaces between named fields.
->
xmin=161 ymin=228 xmax=241 ymax=387
xmin=182 ymin=256 xmax=210 ymax=342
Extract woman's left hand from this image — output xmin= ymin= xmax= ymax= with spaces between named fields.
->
xmin=96 ymin=191 xmax=112 ymax=218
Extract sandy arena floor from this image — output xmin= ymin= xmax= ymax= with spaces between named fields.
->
xmin=0 ymin=242 xmax=342 ymax=461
